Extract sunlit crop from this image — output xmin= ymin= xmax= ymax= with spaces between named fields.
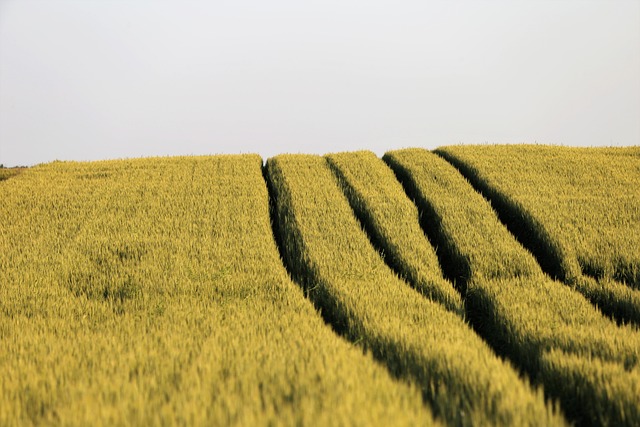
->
xmin=1 ymin=146 xmax=638 ymax=426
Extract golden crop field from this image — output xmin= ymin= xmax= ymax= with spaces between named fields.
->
xmin=0 ymin=157 xmax=435 ymax=426
xmin=1 ymin=146 xmax=638 ymax=426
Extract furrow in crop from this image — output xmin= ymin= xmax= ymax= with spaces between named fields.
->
xmin=0 ymin=168 xmax=24 ymax=182
xmin=265 ymin=153 xmax=565 ymax=427
xmin=434 ymin=147 xmax=640 ymax=325
xmin=384 ymin=148 xmax=640 ymax=426
xmin=325 ymin=151 xmax=464 ymax=316
xmin=262 ymin=162 xmax=349 ymax=333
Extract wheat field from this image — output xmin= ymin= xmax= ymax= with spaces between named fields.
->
xmin=1 ymin=146 xmax=638 ymax=426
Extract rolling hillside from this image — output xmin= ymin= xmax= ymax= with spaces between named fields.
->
xmin=1 ymin=146 xmax=638 ymax=426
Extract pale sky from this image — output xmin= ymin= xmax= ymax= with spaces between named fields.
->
xmin=1 ymin=0 xmax=638 ymax=166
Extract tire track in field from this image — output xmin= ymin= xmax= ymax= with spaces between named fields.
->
xmin=0 ymin=167 xmax=25 ymax=182
xmin=434 ymin=149 xmax=640 ymax=326
xmin=264 ymin=154 xmax=564 ymax=427
xmin=384 ymin=148 xmax=640 ymax=426
xmin=262 ymin=163 xmax=347 ymax=334
xmin=325 ymin=153 xmax=464 ymax=317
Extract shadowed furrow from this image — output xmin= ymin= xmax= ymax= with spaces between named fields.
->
xmin=384 ymin=148 xmax=640 ymax=426
xmin=435 ymin=145 xmax=640 ymax=325
xmin=325 ymin=151 xmax=464 ymax=316
xmin=0 ymin=168 xmax=24 ymax=182
xmin=265 ymin=154 xmax=564 ymax=427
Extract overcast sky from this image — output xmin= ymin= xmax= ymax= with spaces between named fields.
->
xmin=0 ymin=0 xmax=638 ymax=166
